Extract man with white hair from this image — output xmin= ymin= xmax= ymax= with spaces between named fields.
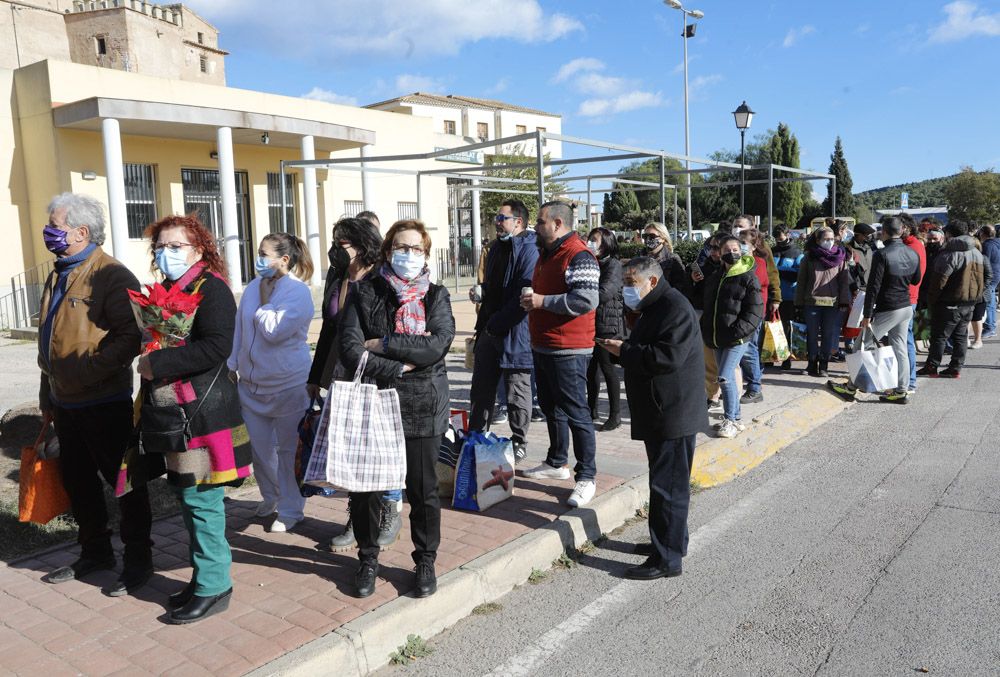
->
xmin=38 ymin=193 xmax=152 ymax=597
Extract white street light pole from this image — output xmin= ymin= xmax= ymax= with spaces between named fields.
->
xmin=663 ymin=0 xmax=703 ymax=238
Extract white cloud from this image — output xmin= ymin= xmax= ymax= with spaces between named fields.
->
xmin=578 ymin=91 xmax=663 ymax=118
xmin=889 ymin=85 xmax=915 ymax=96
xmin=301 ymin=87 xmax=358 ymax=106
xmin=552 ymin=57 xmax=604 ymax=83
xmin=782 ymin=24 xmax=816 ymax=47
xmin=395 ymin=73 xmax=444 ymax=93
xmin=689 ymin=74 xmax=723 ymax=100
xmin=574 ymin=72 xmax=627 ymax=97
xmin=928 ymin=1 xmax=1000 ymax=43
xmin=194 ymin=0 xmax=582 ymax=60
xmin=485 ymin=77 xmax=510 ymax=95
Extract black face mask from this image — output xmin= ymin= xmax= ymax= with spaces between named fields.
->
xmin=925 ymin=243 xmax=941 ymax=255
xmin=721 ymin=252 xmax=741 ymax=265
xmin=328 ymin=244 xmax=350 ymax=269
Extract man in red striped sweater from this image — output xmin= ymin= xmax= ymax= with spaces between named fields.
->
xmin=519 ymin=201 xmax=601 ymax=507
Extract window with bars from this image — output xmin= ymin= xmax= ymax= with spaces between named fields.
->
xmin=123 ymin=163 xmax=157 ymax=239
xmin=397 ymin=202 xmax=418 ymax=220
xmin=443 ymin=120 xmax=456 ymax=135
xmin=266 ymin=172 xmax=296 ymax=233
xmin=344 ymin=200 xmax=364 ymax=217
xmin=477 ymin=122 xmax=489 ymax=141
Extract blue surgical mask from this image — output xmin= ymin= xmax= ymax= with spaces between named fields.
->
xmin=391 ymin=250 xmax=425 ymax=280
xmin=819 ymin=240 xmax=835 ymax=251
xmin=255 ymin=256 xmax=277 ymax=279
xmin=740 ymin=243 xmax=751 ymax=255
xmin=155 ymin=247 xmax=193 ymax=281
xmin=623 ymin=285 xmax=643 ymax=310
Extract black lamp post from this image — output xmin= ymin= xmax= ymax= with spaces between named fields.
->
xmin=732 ymin=100 xmax=754 ymax=212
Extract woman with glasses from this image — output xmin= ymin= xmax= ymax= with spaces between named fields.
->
xmin=136 ymin=214 xmax=252 ymax=624
xmin=642 ymin=222 xmax=688 ymax=292
xmin=339 ymin=220 xmax=455 ymax=599
xmin=795 ymin=226 xmax=852 ymax=377
xmin=228 ymin=232 xmax=314 ymax=533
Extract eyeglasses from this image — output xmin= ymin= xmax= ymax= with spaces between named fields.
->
xmin=495 ymin=214 xmax=517 ymax=224
xmin=392 ymin=244 xmax=425 ymax=255
xmin=642 ymin=235 xmax=662 ymax=242
xmin=154 ymin=242 xmax=195 ymax=253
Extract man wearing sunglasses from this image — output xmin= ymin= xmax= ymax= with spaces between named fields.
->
xmin=468 ymin=199 xmax=539 ymax=463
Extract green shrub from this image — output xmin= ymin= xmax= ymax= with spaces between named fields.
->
xmin=673 ymin=239 xmax=703 ymax=265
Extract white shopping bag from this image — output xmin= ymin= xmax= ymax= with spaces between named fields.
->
xmin=846 ymin=291 xmax=866 ymax=329
xmin=846 ymin=330 xmax=897 ymax=393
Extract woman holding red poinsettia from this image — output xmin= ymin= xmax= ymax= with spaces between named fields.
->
xmin=136 ymin=214 xmax=252 ymax=625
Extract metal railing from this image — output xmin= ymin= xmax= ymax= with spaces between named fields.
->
xmin=9 ymin=260 xmax=54 ymax=329
xmin=0 ymin=291 xmax=17 ymax=332
xmin=434 ymin=247 xmax=478 ymax=293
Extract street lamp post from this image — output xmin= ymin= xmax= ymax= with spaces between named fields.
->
xmin=663 ymin=0 xmax=703 ymax=238
xmin=732 ymin=100 xmax=754 ymax=213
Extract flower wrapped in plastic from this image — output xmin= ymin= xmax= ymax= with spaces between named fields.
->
xmin=127 ymin=282 xmax=203 ymax=353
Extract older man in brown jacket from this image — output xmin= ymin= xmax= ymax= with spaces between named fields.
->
xmin=38 ymin=193 xmax=151 ymax=597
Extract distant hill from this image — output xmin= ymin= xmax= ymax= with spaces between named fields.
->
xmin=855 ymin=174 xmax=955 ymax=211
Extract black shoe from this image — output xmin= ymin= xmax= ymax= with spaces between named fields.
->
xmin=624 ymin=556 xmax=682 ymax=581
xmin=512 ymin=442 xmax=527 ymax=465
xmin=167 ymin=588 xmax=232 ymax=624
xmin=830 ymin=350 xmax=846 ymax=363
xmin=106 ymin=564 xmax=153 ymax=597
xmin=590 ymin=408 xmax=599 ymax=422
xmin=45 ymin=556 xmax=116 ymax=584
xmin=916 ymin=365 xmax=938 ymax=378
xmin=491 ymin=405 xmax=508 ymax=424
xmin=355 ymin=561 xmax=378 ymax=598
xmin=817 ymin=360 xmax=829 ymax=377
xmin=376 ymin=500 xmax=402 ymax=550
xmin=600 ymin=416 xmax=621 ymax=432
xmin=168 ymin=581 xmax=196 ymax=609
xmin=633 ymin=542 xmax=654 ymax=557
xmin=740 ymin=390 xmax=763 ymax=404
xmin=806 ymin=358 xmax=820 ymax=377
xmin=780 ymin=358 xmax=793 ymax=371
xmin=939 ymin=367 xmax=961 ymax=379
xmin=878 ymin=390 xmax=909 ymax=404
xmin=531 ymin=407 xmax=545 ymax=422
xmin=415 ymin=561 xmax=437 ymax=598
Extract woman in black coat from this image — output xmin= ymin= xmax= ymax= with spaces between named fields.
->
xmin=586 ymin=227 xmax=624 ymax=431
xmin=339 ymin=220 xmax=455 ymax=600
xmin=700 ymin=236 xmax=762 ymax=439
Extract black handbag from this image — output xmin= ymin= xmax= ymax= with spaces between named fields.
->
xmin=139 ymin=365 xmax=224 ymax=454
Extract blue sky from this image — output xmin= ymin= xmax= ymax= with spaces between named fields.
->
xmin=190 ymin=0 xmax=1000 ymax=196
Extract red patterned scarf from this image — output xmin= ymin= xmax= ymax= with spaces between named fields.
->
xmin=380 ymin=263 xmax=430 ymax=335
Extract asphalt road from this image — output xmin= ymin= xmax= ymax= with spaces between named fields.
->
xmin=380 ymin=341 xmax=1000 ymax=676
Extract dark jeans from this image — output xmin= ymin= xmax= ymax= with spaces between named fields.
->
xmin=803 ymin=305 xmax=843 ymax=361
xmin=645 ymin=435 xmax=696 ymax=571
xmin=469 ymin=334 xmax=531 ymax=444
xmin=586 ymin=346 xmax=620 ymax=419
xmin=927 ymin=304 xmax=974 ymax=370
xmin=353 ymin=435 xmax=440 ymax=566
xmin=533 ymin=351 xmax=597 ymax=482
xmin=53 ymin=399 xmax=153 ymax=569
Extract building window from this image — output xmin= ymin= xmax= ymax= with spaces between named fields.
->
xmin=443 ymin=120 xmax=456 ymax=135
xmin=516 ymin=124 xmax=527 ymax=134
xmin=197 ymin=32 xmax=204 ymax=45
xmin=397 ymin=202 xmax=418 ymax=221
xmin=477 ymin=122 xmax=489 ymax=141
xmin=95 ymin=36 xmax=107 ymax=55
xmin=344 ymin=200 xmax=364 ymax=217
xmin=536 ymin=126 xmax=546 ymax=134
xmin=200 ymin=55 xmax=208 ymax=73
xmin=267 ymin=172 xmax=296 ymax=233
xmin=123 ymin=163 xmax=157 ymax=239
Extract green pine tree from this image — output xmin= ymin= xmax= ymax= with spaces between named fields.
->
xmin=768 ymin=123 xmax=804 ymax=229
xmin=823 ymin=136 xmax=854 ymax=217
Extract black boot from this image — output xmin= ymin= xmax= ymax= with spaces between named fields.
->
xmin=600 ymin=414 xmax=621 ymax=432
xmin=818 ymin=359 xmax=829 ymax=377
xmin=167 ymin=588 xmax=232 ymax=624
xmin=806 ymin=358 xmax=820 ymax=377
xmin=168 ymin=581 xmax=196 ymax=609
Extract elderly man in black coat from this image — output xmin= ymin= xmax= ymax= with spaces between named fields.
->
xmin=598 ymin=256 xmax=707 ymax=579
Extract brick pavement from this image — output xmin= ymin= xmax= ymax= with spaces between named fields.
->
xmin=0 ymin=469 xmax=625 ymax=676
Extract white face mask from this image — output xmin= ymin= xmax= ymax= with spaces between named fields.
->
xmin=587 ymin=241 xmax=601 ymax=256
xmin=819 ymin=240 xmax=835 ymax=251
xmin=390 ymin=250 xmax=425 ymax=280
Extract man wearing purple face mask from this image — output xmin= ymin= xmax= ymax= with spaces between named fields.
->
xmin=37 ymin=193 xmax=152 ymax=599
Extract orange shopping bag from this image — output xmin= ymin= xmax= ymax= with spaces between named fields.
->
xmin=18 ymin=425 xmax=70 ymax=525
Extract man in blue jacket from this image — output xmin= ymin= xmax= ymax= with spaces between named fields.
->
xmin=978 ymin=224 xmax=1000 ymax=338
xmin=468 ymin=199 xmax=539 ymax=463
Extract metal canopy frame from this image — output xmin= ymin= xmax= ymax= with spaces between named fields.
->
xmin=277 ymin=130 xmax=837 ymax=239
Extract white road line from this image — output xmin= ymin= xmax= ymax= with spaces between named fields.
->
xmin=483 ymin=459 xmax=811 ymax=677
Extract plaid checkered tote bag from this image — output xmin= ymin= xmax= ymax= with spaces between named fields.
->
xmin=303 ymin=351 xmax=407 ymax=492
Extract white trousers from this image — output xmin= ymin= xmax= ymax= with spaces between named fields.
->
xmin=239 ymin=383 xmax=308 ymax=521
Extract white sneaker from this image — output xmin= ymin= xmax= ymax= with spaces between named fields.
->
xmin=715 ymin=419 xmax=745 ymax=439
xmin=255 ymin=500 xmax=277 ymax=517
xmin=567 ymin=480 xmax=596 ymax=507
xmin=521 ymin=463 xmax=571 ymax=480
xmin=269 ymin=517 xmax=301 ymax=533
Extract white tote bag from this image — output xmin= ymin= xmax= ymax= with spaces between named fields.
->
xmin=304 ymin=351 xmax=407 ymax=492
xmin=846 ymin=291 xmax=866 ymax=329
xmin=846 ymin=329 xmax=897 ymax=393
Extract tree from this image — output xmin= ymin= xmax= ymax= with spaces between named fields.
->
xmin=944 ymin=167 xmax=1000 ymax=223
xmin=823 ymin=136 xmax=854 ymax=217
xmin=768 ymin=123 xmax=804 ymax=229
xmin=477 ymin=146 xmax=568 ymax=228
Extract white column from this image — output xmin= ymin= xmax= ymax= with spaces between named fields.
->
xmin=471 ymin=177 xmax=482 ymax=266
xmin=301 ymin=135 xmax=321 ymax=286
xmin=216 ymin=126 xmax=242 ymax=293
xmin=101 ymin=118 xmax=128 ymax=258
xmin=360 ymin=144 xmax=374 ymax=213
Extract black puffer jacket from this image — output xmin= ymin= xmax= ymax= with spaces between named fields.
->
xmin=339 ymin=274 xmax=455 ymax=438
xmin=686 ymin=256 xmax=723 ymax=311
xmin=594 ymin=256 xmax=624 ymax=338
xmin=700 ymin=255 xmax=763 ymax=349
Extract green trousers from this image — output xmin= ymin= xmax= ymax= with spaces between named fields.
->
xmin=176 ymin=485 xmax=232 ymax=596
